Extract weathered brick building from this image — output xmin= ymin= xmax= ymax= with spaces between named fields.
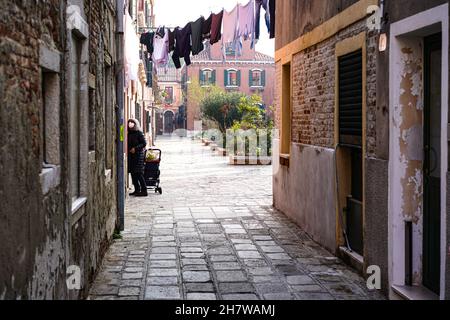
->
xmin=0 ymin=0 xmax=121 ymax=299
xmin=274 ymin=0 xmax=450 ymax=300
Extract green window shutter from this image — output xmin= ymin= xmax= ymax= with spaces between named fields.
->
xmin=199 ymin=70 xmax=203 ymax=84
xmin=262 ymin=70 xmax=266 ymax=87
xmin=212 ymin=70 xmax=216 ymax=84
xmin=224 ymin=70 xmax=228 ymax=86
xmin=237 ymin=70 xmax=241 ymax=86
xmin=249 ymin=70 xmax=253 ymax=87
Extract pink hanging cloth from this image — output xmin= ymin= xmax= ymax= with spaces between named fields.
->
xmin=152 ymin=27 xmax=170 ymax=69
xmin=222 ymin=5 xmax=239 ymax=58
xmin=237 ymin=0 xmax=255 ymax=47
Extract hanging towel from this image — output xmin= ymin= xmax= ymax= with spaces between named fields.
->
xmin=191 ymin=17 xmax=205 ymax=55
xmin=172 ymin=23 xmax=192 ymax=69
xmin=202 ymin=14 xmax=212 ymax=40
xmin=210 ymin=10 xmax=223 ymax=45
xmin=237 ymin=0 xmax=256 ymax=49
xmin=222 ymin=6 xmax=239 ymax=56
xmin=152 ymin=27 xmax=169 ymax=67
xmin=255 ymin=0 xmax=270 ymax=40
xmin=269 ymin=0 xmax=275 ymax=39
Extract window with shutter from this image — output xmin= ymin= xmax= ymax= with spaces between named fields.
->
xmin=249 ymin=70 xmax=253 ymax=87
xmin=338 ymin=49 xmax=363 ymax=147
xmin=212 ymin=70 xmax=216 ymax=84
xmin=225 ymin=70 xmax=238 ymax=87
xmin=250 ymin=70 xmax=263 ymax=87
xmin=199 ymin=69 xmax=203 ymax=85
xmin=200 ymin=69 xmax=213 ymax=86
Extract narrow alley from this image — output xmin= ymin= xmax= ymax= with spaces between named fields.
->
xmin=3 ymin=0 xmax=450 ymax=304
xmin=89 ymin=137 xmax=383 ymax=300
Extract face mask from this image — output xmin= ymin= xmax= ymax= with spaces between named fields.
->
xmin=128 ymin=122 xmax=135 ymax=129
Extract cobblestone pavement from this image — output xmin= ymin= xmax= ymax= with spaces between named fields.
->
xmin=88 ymin=136 xmax=384 ymax=300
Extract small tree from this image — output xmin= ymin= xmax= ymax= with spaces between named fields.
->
xmin=200 ymin=91 xmax=245 ymax=133
xmin=187 ymin=77 xmax=224 ymax=130
xmin=229 ymin=94 xmax=274 ymax=156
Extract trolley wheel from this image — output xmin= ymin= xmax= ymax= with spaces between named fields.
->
xmin=157 ymin=187 xmax=162 ymax=195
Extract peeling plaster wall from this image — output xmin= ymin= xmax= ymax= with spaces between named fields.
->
xmin=388 ymin=2 xmax=450 ymax=298
xmin=390 ymin=37 xmax=424 ymax=285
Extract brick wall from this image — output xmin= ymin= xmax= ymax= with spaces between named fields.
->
xmin=275 ymin=20 xmax=378 ymax=152
xmin=0 ymin=0 xmax=118 ymax=299
xmin=0 ymin=0 xmax=68 ymax=299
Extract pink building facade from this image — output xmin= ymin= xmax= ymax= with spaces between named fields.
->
xmin=186 ymin=41 xmax=275 ymax=131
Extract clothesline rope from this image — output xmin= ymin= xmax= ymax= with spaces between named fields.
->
xmin=137 ymin=0 xmax=275 ymax=75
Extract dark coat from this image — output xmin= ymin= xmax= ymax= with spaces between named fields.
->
xmin=128 ymin=129 xmax=147 ymax=174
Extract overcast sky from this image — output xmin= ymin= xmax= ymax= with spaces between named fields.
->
xmin=154 ymin=0 xmax=275 ymax=57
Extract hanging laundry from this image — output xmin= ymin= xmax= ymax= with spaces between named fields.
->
xmin=124 ymin=12 xmax=140 ymax=85
xmin=237 ymin=0 xmax=256 ymax=48
xmin=168 ymin=29 xmax=176 ymax=52
xmin=269 ymin=0 xmax=276 ymax=39
xmin=140 ymin=32 xmax=155 ymax=56
xmin=156 ymin=26 xmax=166 ymax=38
xmin=190 ymin=17 xmax=205 ymax=55
xmin=172 ymin=23 xmax=192 ymax=69
xmin=152 ymin=27 xmax=170 ymax=68
xmin=222 ymin=6 xmax=239 ymax=56
xmin=255 ymin=0 xmax=270 ymax=40
xmin=210 ymin=10 xmax=223 ymax=45
xmin=202 ymin=14 xmax=212 ymax=40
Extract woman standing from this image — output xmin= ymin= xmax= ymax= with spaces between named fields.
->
xmin=127 ymin=119 xmax=148 ymax=197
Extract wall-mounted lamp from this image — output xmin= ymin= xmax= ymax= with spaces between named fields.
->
xmin=379 ymin=33 xmax=387 ymax=52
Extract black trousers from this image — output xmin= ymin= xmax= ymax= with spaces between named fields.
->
xmin=131 ymin=172 xmax=147 ymax=193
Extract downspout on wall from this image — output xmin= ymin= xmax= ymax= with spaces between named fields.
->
xmin=116 ymin=0 xmax=125 ymax=231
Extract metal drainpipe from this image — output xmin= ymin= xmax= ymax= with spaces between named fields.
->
xmin=116 ymin=0 xmax=125 ymax=231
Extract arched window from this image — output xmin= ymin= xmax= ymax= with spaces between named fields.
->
xmin=225 ymin=69 xmax=240 ymax=87
xmin=200 ymin=68 xmax=215 ymax=86
xmin=250 ymin=69 xmax=265 ymax=87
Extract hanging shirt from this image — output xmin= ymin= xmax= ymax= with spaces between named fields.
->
xmin=152 ymin=27 xmax=169 ymax=68
xmin=210 ymin=10 xmax=223 ymax=45
xmin=140 ymin=32 xmax=155 ymax=56
xmin=172 ymin=23 xmax=192 ymax=69
xmin=222 ymin=6 xmax=239 ymax=56
xmin=255 ymin=0 xmax=270 ymax=40
xmin=237 ymin=0 xmax=256 ymax=49
xmin=190 ymin=17 xmax=205 ymax=55
xmin=168 ymin=29 xmax=176 ymax=52
xmin=202 ymin=14 xmax=212 ymax=40
xmin=156 ymin=26 xmax=166 ymax=38
xmin=222 ymin=6 xmax=238 ymax=44
xmin=269 ymin=0 xmax=276 ymax=39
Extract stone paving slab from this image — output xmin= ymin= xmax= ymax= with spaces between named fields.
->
xmin=88 ymin=137 xmax=385 ymax=301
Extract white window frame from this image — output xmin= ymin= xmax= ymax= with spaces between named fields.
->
xmin=227 ymin=68 xmax=238 ymax=88
xmin=251 ymin=68 xmax=263 ymax=88
xmin=67 ymin=6 xmax=89 ymax=217
xmin=39 ymin=44 xmax=62 ymax=195
xmin=201 ymin=68 xmax=213 ymax=86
